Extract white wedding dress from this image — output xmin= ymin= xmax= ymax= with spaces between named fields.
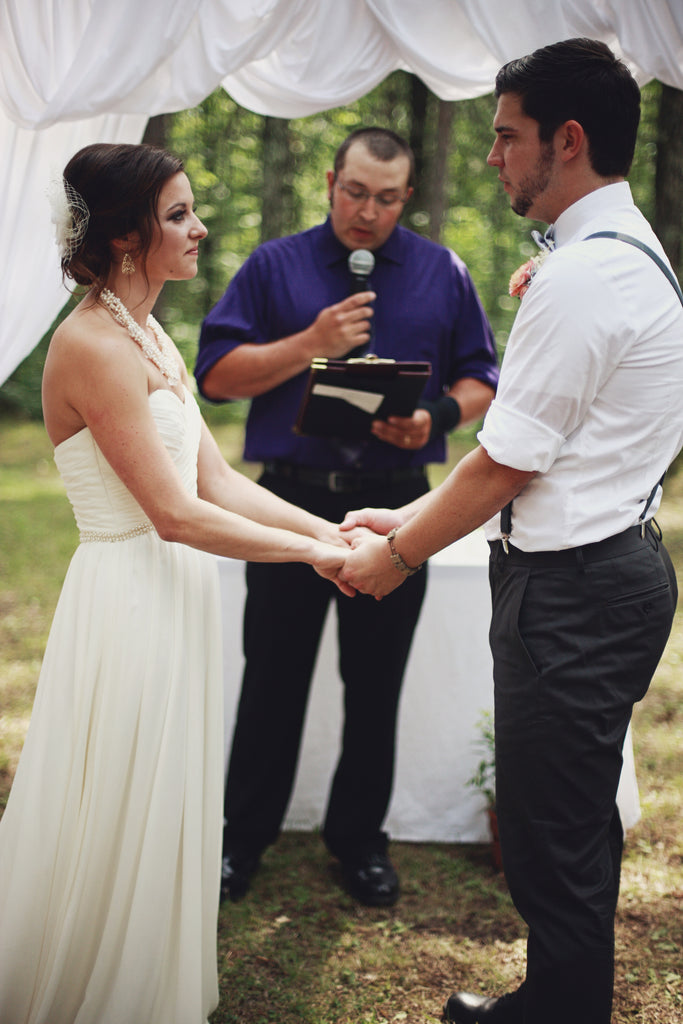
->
xmin=0 ymin=388 xmax=223 ymax=1024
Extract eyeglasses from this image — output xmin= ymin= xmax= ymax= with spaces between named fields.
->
xmin=335 ymin=177 xmax=410 ymax=209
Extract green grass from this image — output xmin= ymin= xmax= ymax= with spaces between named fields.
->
xmin=1 ymin=417 xmax=681 ymax=1023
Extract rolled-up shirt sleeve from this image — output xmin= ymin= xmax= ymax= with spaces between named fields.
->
xmin=195 ymin=255 xmax=268 ymax=398
xmin=479 ymin=402 xmax=565 ymax=473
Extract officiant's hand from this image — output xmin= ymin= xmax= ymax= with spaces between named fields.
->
xmin=371 ymin=407 xmax=431 ymax=449
xmin=308 ymin=291 xmax=376 ymax=358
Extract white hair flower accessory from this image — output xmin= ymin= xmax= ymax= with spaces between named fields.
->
xmin=47 ymin=174 xmax=90 ymax=261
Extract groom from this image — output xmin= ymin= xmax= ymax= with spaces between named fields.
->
xmin=341 ymin=37 xmax=683 ymax=1024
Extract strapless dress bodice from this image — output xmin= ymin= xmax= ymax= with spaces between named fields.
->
xmin=53 ymin=388 xmax=200 ymax=538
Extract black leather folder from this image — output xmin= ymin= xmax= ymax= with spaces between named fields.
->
xmin=294 ymin=355 xmax=432 ymax=439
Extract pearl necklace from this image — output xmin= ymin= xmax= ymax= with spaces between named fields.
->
xmin=99 ymin=288 xmax=180 ymax=386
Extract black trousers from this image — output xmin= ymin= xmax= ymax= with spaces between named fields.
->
xmin=223 ymin=468 xmax=429 ymax=861
xmin=488 ymin=525 xmax=677 ymax=1024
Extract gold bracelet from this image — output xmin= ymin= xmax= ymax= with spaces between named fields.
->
xmin=386 ymin=527 xmax=422 ymax=576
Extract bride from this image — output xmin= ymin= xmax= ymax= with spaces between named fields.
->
xmin=0 ymin=142 xmax=354 ymax=1024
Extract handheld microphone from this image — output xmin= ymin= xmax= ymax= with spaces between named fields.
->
xmin=347 ymin=249 xmax=375 ymax=358
xmin=348 ymin=248 xmax=375 ymax=291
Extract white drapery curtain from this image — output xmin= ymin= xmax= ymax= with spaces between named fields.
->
xmin=2 ymin=0 xmax=683 ymax=385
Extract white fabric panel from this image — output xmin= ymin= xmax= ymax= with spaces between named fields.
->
xmin=556 ymin=0 xmax=683 ymax=89
xmin=1 ymin=0 xmax=683 ymax=383
xmin=458 ymin=0 xmax=683 ymax=89
xmin=223 ymin=0 xmax=683 ymax=115
xmin=0 ymin=112 xmax=147 ymax=385
xmin=0 ymin=0 xmax=316 ymax=128
xmin=368 ymin=0 xmax=501 ymax=100
xmin=0 ymin=0 xmax=200 ymax=127
xmin=222 ymin=0 xmax=403 ymax=117
xmin=3 ymin=0 xmax=683 ymax=129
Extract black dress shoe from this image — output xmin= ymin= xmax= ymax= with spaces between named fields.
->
xmin=220 ymin=850 xmax=260 ymax=903
xmin=443 ymin=988 xmax=524 ymax=1023
xmin=341 ymin=851 xmax=400 ymax=907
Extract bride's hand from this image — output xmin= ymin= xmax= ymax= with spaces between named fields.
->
xmin=312 ymin=542 xmax=356 ymax=596
xmin=316 ymin=519 xmax=355 ymax=550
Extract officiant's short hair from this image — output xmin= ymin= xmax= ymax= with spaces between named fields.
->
xmin=495 ymin=37 xmax=641 ymax=178
xmin=333 ymin=127 xmax=416 ymax=188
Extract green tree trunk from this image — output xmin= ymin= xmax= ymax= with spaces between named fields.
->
xmin=427 ymin=99 xmax=455 ymax=242
xmin=654 ymin=84 xmax=683 ymax=278
xmin=409 ymin=75 xmax=429 ymax=202
xmin=142 ymin=114 xmax=170 ymax=149
xmin=408 ymin=76 xmax=453 ymax=243
xmin=260 ymin=116 xmax=297 ymax=243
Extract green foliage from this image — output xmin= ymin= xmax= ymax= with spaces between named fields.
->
xmin=466 ymin=709 xmax=496 ymax=808
xmin=0 ymin=336 xmax=48 ymax=420
xmin=0 ymin=294 xmax=78 ymax=419
xmin=629 ymin=80 xmax=660 ymax=221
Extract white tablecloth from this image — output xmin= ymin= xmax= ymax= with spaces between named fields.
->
xmin=217 ymin=530 xmax=640 ymax=843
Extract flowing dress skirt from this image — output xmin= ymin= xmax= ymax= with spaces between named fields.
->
xmin=0 ymin=391 xmax=223 ymax=1024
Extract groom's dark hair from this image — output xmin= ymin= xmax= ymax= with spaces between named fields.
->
xmin=495 ymin=37 xmax=641 ymax=177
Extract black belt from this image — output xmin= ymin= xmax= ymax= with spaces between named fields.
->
xmin=488 ymin=523 xmax=659 ymax=568
xmin=263 ymin=461 xmax=427 ymax=494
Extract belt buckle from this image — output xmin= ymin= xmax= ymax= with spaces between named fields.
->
xmin=327 ymin=471 xmax=348 ymax=493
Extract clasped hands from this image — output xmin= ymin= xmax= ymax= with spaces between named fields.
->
xmin=317 ymin=507 xmax=408 ymax=601
xmin=314 ymin=407 xmax=430 ymax=598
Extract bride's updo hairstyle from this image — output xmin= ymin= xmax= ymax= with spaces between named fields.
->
xmin=61 ymin=143 xmax=184 ymax=294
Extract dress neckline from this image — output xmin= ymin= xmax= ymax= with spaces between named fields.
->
xmin=53 ymin=386 xmax=188 ymax=454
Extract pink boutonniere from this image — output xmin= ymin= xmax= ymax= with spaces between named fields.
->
xmin=508 ymin=247 xmax=551 ymax=299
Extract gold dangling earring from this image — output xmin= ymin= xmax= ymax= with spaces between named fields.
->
xmin=122 ymin=251 xmax=136 ymax=275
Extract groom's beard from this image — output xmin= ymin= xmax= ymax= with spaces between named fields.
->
xmin=511 ymin=142 xmax=555 ymax=219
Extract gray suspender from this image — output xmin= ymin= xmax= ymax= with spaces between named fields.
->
xmin=585 ymin=231 xmax=683 ymax=305
xmin=499 ymin=232 xmax=682 ymax=552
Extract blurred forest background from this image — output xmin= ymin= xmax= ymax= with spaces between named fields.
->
xmin=1 ymin=71 xmax=681 ymax=426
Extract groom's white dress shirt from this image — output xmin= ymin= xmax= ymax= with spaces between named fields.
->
xmin=479 ymin=182 xmax=683 ymax=552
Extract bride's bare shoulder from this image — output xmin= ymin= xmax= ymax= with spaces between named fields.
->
xmin=53 ymin=295 xmax=107 ymax=345
xmin=43 ymin=295 xmax=144 ymax=445
xmin=48 ymin=295 xmax=132 ymax=372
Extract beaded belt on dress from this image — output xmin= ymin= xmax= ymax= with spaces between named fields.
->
xmin=79 ymin=522 xmax=155 ymax=543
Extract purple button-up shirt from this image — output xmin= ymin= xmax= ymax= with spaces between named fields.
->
xmin=196 ymin=218 xmax=498 ymax=470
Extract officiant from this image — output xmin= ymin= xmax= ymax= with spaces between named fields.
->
xmin=195 ymin=126 xmax=498 ymax=907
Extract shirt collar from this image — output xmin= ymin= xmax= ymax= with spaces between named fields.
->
xmin=318 ymin=215 xmax=406 ymax=267
xmin=550 ymin=181 xmax=634 ymax=248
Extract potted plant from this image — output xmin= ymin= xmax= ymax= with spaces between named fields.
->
xmin=467 ymin=710 xmax=502 ymax=871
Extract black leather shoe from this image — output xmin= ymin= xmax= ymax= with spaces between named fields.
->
xmin=341 ymin=851 xmax=399 ymax=907
xmin=442 ymin=989 xmax=524 ymax=1023
xmin=220 ymin=850 xmax=260 ymax=903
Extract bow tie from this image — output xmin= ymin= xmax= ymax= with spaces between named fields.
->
xmin=531 ymin=226 xmax=556 ymax=251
